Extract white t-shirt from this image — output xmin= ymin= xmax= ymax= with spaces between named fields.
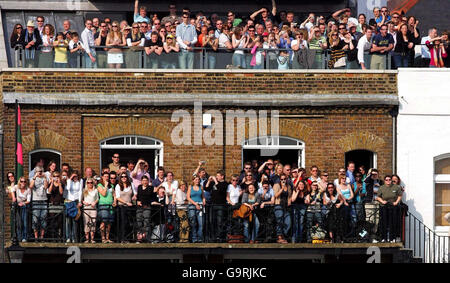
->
xmin=218 ymin=33 xmax=230 ymax=48
xmin=227 ymin=184 xmax=241 ymax=204
xmin=161 ymin=180 xmax=179 ymax=201
xmin=114 ymin=184 xmax=135 ymax=198
xmin=334 ymin=177 xmax=351 ymax=187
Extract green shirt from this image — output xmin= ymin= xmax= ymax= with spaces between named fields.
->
xmin=309 ymin=36 xmax=326 ymax=50
xmin=377 ymin=184 xmax=402 ymax=204
xmin=97 ymin=183 xmax=114 ymax=205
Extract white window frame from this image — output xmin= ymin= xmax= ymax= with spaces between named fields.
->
xmin=434 ymin=153 xmax=450 ymax=230
xmin=99 ymin=135 xmax=164 ymax=178
xmin=28 ymin=148 xmax=62 ymax=173
xmin=242 ymin=136 xmax=305 ymax=168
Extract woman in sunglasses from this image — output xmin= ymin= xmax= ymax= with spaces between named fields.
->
xmin=30 ymin=166 xmax=48 ymax=241
xmin=273 ymin=174 xmax=292 ymax=243
xmin=15 ymin=177 xmax=31 ymax=242
xmin=81 ymin=178 xmax=98 ymax=243
xmin=97 ymin=172 xmax=115 ymax=243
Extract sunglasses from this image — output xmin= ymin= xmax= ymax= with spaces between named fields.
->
xmin=280 ymin=178 xmax=287 ymax=181
xmin=20 ymin=180 xmax=26 ymax=183
xmin=112 ymin=25 xmax=118 ymax=28
xmin=121 ymin=176 xmax=128 ymax=178
xmin=323 ymin=175 xmax=329 ymax=177
xmin=16 ymin=27 xmax=23 ymax=29
xmin=87 ymin=182 xmax=93 ymax=184
xmin=113 ymin=156 xmax=119 ymax=158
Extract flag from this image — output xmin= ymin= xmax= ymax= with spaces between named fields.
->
xmin=16 ymin=104 xmax=23 ymax=179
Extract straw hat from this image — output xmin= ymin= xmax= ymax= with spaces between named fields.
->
xmin=26 ymin=20 xmax=35 ymax=27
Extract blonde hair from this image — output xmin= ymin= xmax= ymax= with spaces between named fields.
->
xmin=83 ymin=177 xmax=94 ymax=197
xmin=107 ymin=21 xmax=123 ymax=43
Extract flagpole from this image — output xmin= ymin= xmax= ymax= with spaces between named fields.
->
xmin=15 ymin=99 xmax=18 ymax=178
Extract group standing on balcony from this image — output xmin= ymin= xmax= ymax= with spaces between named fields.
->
xmin=9 ymin=1 xmax=449 ymax=69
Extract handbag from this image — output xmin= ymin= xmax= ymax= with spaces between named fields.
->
xmin=334 ymin=56 xmax=346 ymax=68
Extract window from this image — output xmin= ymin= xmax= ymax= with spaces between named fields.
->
xmin=100 ymin=135 xmax=163 ymax=179
xmin=434 ymin=155 xmax=450 ymax=227
xmin=345 ymin=150 xmax=377 ymax=172
xmin=242 ymin=136 xmax=305 ymax=168
xmin=29 ymin=149 xmax=62 ymax=173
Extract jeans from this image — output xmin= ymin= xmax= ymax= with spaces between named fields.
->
xmin=292 ymin=204 xmax=307 ymax=243
xmin=206 ymin=53 xmax=216 ymax=69
xmin=136 ymin=207 xmax=151 ymax=235
xmin=84 ymin=51 xmax=97 ymax=68
xmin=65 ymin=215 xmax=78 ymax=242
xmin=54 ymin=62 xmax=67 ymax=68
xmin=243 ymin=214 xmax=260 ymax=242
xmin=211 ymin=205 xmax=226 ymax=241
xmin=393 ymin=53 xmax=409 ymax=69
xmin=178 ymin=49 xmax=194 ymax=69
xmin=379 ymin=204 xmax=401 ymax=241
xmin=306 ymin=206 xmax=323 ymax=241
xmin=118 ymin=205 xmax=133 ymax=241
xmin=274 ymin=205 xmax=291 ymax=237
xmin=188 ymin=204 xmax=203 ymax=242
xmin=32 ymin=201 xmax=47 ymax=231
xmin=17 ymin=205 xmax=28 ymax=241
xmin=146 ymin=53 xmax=159 ymax=69
xmin=232 ymin=53 xmax=246 ymax=68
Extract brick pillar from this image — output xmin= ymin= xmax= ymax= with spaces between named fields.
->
xmin=0 ymin=124 xmax=5 ymax=263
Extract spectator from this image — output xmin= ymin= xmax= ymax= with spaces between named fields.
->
xmin=69 ymin=32 xmax=85 ymax=68
xmin=144 ymin=31 xmax=164 ymax=68
xmin=336 ymin=174 xmax=356 ymax=238
xmin=44 ymin=161 xmax=57 ymax=182
xmin=162 ymin=3 xmax=182 ymax=25
xmin=10 ymin=24 xmax=24 ymax=59
xmin=421 ymin=27 xmax=437 ymax=67
xmin=53 ymin=32 xmax=69 ymax=68
xmin=346 ymin=162 xmax=356 ymax=184
xmin=322 ymin=183 xmax=342 ymax=242
xmin=250 ymin=0 xmax=277 ymax=26
xmin=176 ymin=12 xmax=197 ymax=69
xmin=131 ymin=159 xmax=150 ymax=189
xmin=64 ymin=171 xmax=83 ymax=243
xmin=92 ymin=17 xmax=100 ymax=32
xmin=38 ymin=24 xmax=54 ymax=68
xmin=81 ymin=177 xmax=98 ymax=243
xmin=126 ymin=23 xmax=144 ymax=68
xmin=6 ymin=172 xmax=16 ymax=202
xmin=30 ymin=166 xmax=48 ymax=241
xmin=152 ymin=166 xmax=165 ymax=187
xmin=115 ymin=172 xmax=135 ymax=243
xmin=134 ymin=0 xmax=150 ymax=24
xmin=300 ymin=13 xmax=315 ymax=33
xmin=36 ymin=16 xmax=45 ymax=37
xmin=318 ymin=171 xmax=329 ymax=192
xmin=327 ymin=31 xmax=347 ymax=69
xmin=393 ymin=24 xmax=415 ymax=68
xmin=392 ymin=174 xmax=406 ymax=192
xmin=308 ymin=26 xmax=327 ymax=69
xmin=291 ymin=180 xmax=308 ymax=243
xmin=187 ymin=176 xmax=206 ymax=243
xmin=357 ymin=27 xmax=373 ymax=69
xmin=218 ymin=24 xmax=232 ymax=55
xmin=406 ymin=16 xmax=421 ymax=66
xmin=376 ymin=175 xmax=403 ymax=242
xmin=357 ymin=14 xmax=366 ymax=33
xmin=227 ymin=174 xmax=242 ymax=206
xmin=93 ymin=22 xmax=108 ymax=69
xmin=126 ymin=160 xmax=135 ymax=178
xmin=202 ymin=27 xmax=218 ymax=69
xmin=305 ymin=181 xmax=323 ymax=242
xmin=333 ymin=168 xmax=350 ymax=187
xmin=62 ymin=20 xmax=73 ymax=41
xmin=23 ymin=20 xmax=42 ymax=68
xmin=291 ymin=30 xmax=309 ymax=69
xmin=15 ymin=176 xmax=31 ymax=242
xmin=358 ymin=165 xmax=367 ymax=179
xmin=205 ymin=170 xmax=228 ymax=242
xmin=425 ymin=36 xmax=447 ymax=68
xmin=273 ymin=173 xmax=291 ymax=243
xmin=175 ymin=181 xmax=189 ymax=242
xmin=353 ymin=172 xmax=366 ymax=221
xmin=97 ymin=172 xmax=115 ymax=243
xmin=242 ymin=184 xmax=261 ymax=243
xmin=106 ymin=21 xmax=126 ymax=69
xmin=136 ymin=175 xmax=153 ymax=242
xmin=231 ymin=27 xmax=249 ymax=68
xmin=370 ymin=24 xmax=394 ymax=69
xmin=81 ymin=19 xmax=97 ymax=68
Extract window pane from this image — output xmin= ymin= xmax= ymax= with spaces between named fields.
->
xmin=435 ymin=157 xmax=450 ymax=174
xmin=105 ymin=137 xmax=123 ymax=145
xmin=435 ymin=183 xmax=450 ymax=226
xmin=279 ymin=137 xmax=298 ymax=146
xmin=137 ymin=137 xmax=155 ymax=145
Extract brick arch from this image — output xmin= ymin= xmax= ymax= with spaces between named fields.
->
xmin=92 ymin=117 xmax=172 ymax=143
xmin=242 ymin=119 xmax=313 ymax=143
xmin=337 ymin=131 xmax=385 ymax=153
xmin=22 ymin=129 xmax=68 ymax=152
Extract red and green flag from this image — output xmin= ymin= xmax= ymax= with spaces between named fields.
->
xmin=16 ymin=104 xmax=23 ymax=179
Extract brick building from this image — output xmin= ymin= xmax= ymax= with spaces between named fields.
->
xmin=0 ymin=69 xmax=402 ymax=262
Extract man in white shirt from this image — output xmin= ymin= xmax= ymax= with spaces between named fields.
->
xmin=36 ymin=16 xmax=45 ymax=38
xmin=421 ymin=27 xmax=437 ymax=67
xmin=81 ymin=19 xmax=97 ymax=68
xmin=357 ymin=27 xmax=373 ymax=70
xmin=176 ymin=12 xmax=197 ymax=69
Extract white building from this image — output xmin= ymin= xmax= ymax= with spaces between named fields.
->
xmin=397 ymin=68 xmax=450 ymax=237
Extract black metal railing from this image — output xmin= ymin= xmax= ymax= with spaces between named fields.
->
xmin=10 ymin=201 xmax=420 ymax=245
xmin=404 ymin=210 xmax=449 ymax=263
xmin=10 ymin=45 xmax=393 ymax=70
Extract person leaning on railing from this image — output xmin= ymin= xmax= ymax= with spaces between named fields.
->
xmin=357 ymin=27 xmax=373 ymax=70
xmin=376 ymin=175 xmax=403 ymax=243
xmin=68 ymin=32 xmax=85 ymax=68
xmin=136 ymin=175 xmax=153 ymax=243
xmin=106 ymin=21 xmax=126 ymax=69
xmin=97 ymin=171 xmax=115 ymax=243
xmin=22 ymin=20 xmax=43 ymax=68
xmin=30 ymin=166 xmax=48 ymax=241
xmin=81 ymin=178 xmax=98 ymax=243
xmin=242 ymin=184 xmax=261 ymax=243
xmin=305 ymin=181 xmax=323 ymax=243
xmin=115 ymin=173 xmax=136 ymax=243
xmin=64 ymin=171 xmax=83 ymax=243
xmin=53 ymin=32 xmax=69 ymax=68
xmin=47 ymin=171 xmax=64 ymax=241
xmin=322 ymin=183 xmax=343 ymax=242
xmin=363 ymin=168 xmax=383 ymax=242
xmin=39 ymin=24 xmax=55 ymax=68
xmin=273 ymin=173 xmax=292 ymax=244
xmin=144 ymin=31 xmax=163 ymax=69
xmin=291 ymin=180 xmax=308 ymax=243
xmin=205 ymin=170 xmax=229 ymax=242
xmin=175 ymin=181 xmax=189 ymax=243
xmin=162 ymin=34 xmax=180 ymax=69
xmin=176 ymin=12 xmax=198 ymax=69
xmin=126 ymin=23 xmax=145 ymax=69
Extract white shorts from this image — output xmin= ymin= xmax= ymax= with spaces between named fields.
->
xmin=107 ymin=52 xmax=123 ymax=64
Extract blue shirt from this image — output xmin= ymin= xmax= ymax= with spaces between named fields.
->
xmin=190 ymin=186 xmax=203 ymax=203
xmin=134 ymin=14 xmax=150 ymax=24
xmin=371 ymin=33 xmax=394 ymax=55
xmin=176 ymin=22 xmax=198 ymax=49
xmin=353 ymin=182 xmax=366 ymax=203
xmin=346 ymin=170 xmax=355 ymax=184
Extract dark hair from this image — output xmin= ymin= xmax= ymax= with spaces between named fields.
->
xmin=141 ymin=175 xmax=149 ymax=181
xmin=157 ymin=166 xmax=165 ymax=172
xmin=71 ymin=32 xmax=79 ymax=37
xmin=216 ymin=170 xmax=225 ymax=177
xmin=261 ymin=180 xmax=270 ymax=186
xmin=325 ymin=183 xmax=337 ymax=198
xmin=110 ymin=171 xmax=117 ymax=177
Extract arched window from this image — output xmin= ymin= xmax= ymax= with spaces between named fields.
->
xmin=29 ymin=149 xmax=62 ymax=174
xmin=242 ymin=136 xmax=305 ymax=168
xmin=100 ymin=135 xmax=163 ymax=179
xmin=434 ymin=154 xmax=450 ymax=227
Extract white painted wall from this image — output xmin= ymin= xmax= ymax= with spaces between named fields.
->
xmin=397 ymin=68 xmax=450 ymax=235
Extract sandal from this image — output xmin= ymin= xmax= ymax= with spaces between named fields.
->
xmin=102 ymin=239 xmax=107 ymax=243
xmin=91 ymin=240 xmax=96 ymax=244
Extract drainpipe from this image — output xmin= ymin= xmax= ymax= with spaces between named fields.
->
xmin=390 ymin=106 xmax=399 ymax=174
xmin=0 ymin=124 xmax=4 ymax=263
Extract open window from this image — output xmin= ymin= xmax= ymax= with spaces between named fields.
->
xmin=29 ymin=149 xmax=62 ymax=173
xmin=434 ymin=154 xmax=450 ymax=227
xmin=345 ymin=150 xmax=377 ymax=172
xmin=100 ymin=135 xmax=163 ymax=179
xmin=242 ymin=136 xmax=305 ymax=168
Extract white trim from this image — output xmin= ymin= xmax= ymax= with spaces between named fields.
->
xmin=434 ymin=174 xmax=450 ymax=183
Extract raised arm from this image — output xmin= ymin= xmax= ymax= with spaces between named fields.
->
xmin=134 ymin=0 xmax=139 ymax=16
xmin=271 ymin=0 xmax=277 ymax=17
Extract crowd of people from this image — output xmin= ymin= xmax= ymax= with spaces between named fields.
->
xmin=6 ymin=153 xmax=406 ymax=244
xmin=9 ymin=1 xmax=449 ymax=69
